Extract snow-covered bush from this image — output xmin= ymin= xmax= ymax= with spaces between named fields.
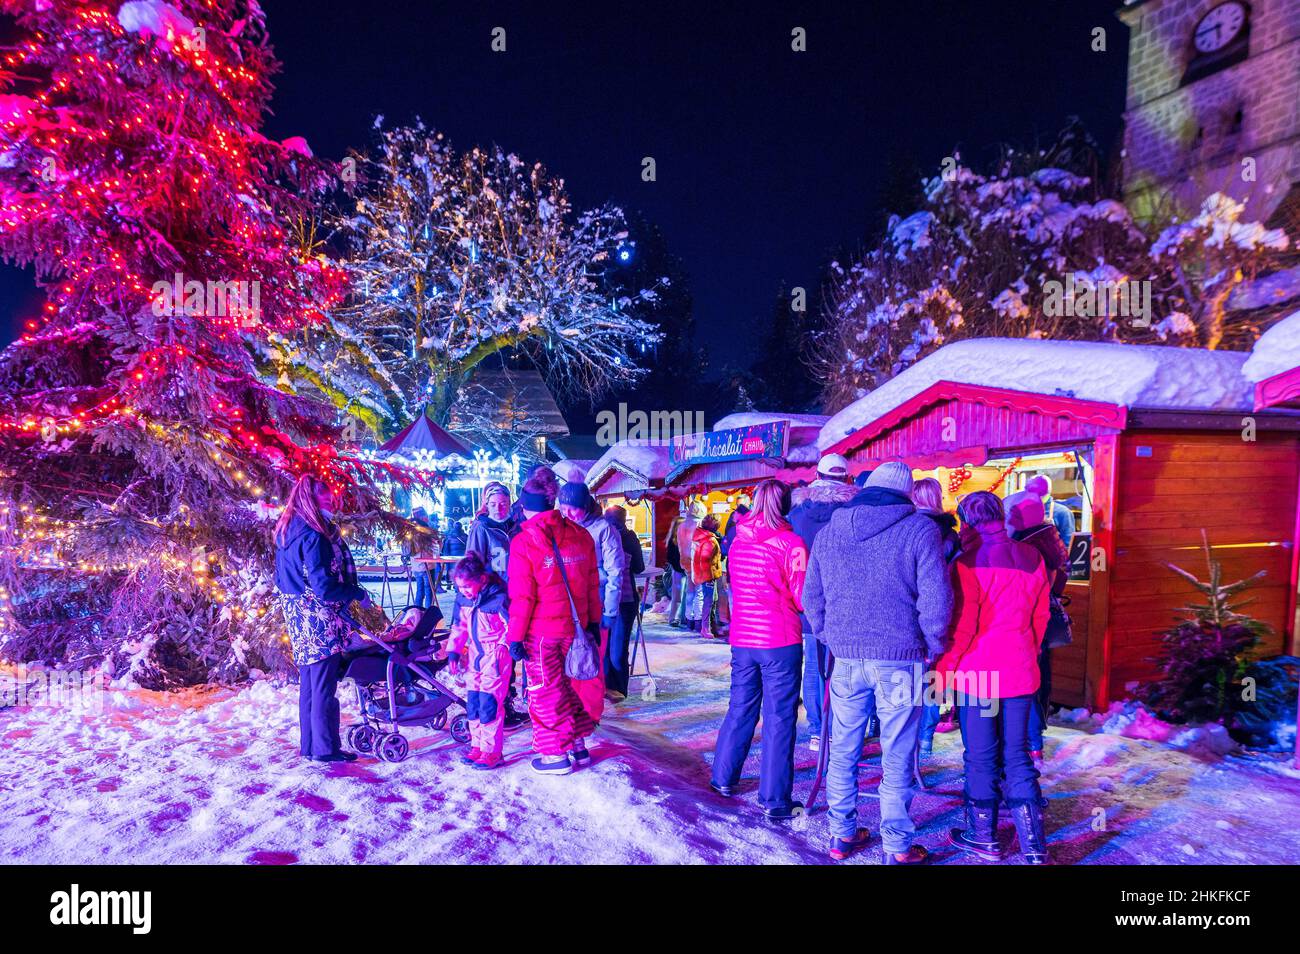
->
xmin=813 ymin=149 xmax=1292 ymax=410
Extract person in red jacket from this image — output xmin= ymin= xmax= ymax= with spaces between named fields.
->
xmin=936 ymin=491 xmax=1051 ymax=865
xmin=688 ymin=515 xmax=723 ymax=636
xmin=709 ymin=480 xmax=809 ymax=820
xmin=1005 ymin=489 xmax=1072 ymax=762
xmin=506 ymin=468 xmax=604 ymax=775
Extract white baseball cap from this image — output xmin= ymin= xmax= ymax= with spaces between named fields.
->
xmin=817 ymin=453 xmax=850 ymax=479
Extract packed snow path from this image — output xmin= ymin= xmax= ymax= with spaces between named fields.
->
xmin=3 ymin=614 xmax=1298 ymax=864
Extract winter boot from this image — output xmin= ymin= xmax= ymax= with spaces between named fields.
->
xmin=530 ymin=754 xmax=573 ymax=775
xmin=762 ymin=800 xmax=804 ymax=822
xmin=883 ymin=844 xmax=930 ymax=865
xmin=828 ymin=828 xmax=871 ymax=861
xmin=473 ymin=751 xmax=503 ymax=770
xmin=461 ymin=747 xmax=482 ymax=765
xmin=1009 ymin=799 xmax=1049 ymax=865
xmin=949 ymin=800 xmax=1003 ymax=861
xmin=568 ymin=739 xmax=591 ymax=765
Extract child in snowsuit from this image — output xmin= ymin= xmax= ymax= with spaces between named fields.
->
xmin=447 ymin=553 xmax=512 ymax=770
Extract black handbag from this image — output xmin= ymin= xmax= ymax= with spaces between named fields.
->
xmin=1044 ymin=593 xmax=1073 ymax=649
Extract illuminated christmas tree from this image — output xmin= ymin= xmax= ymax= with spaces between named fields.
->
xmin=0 ymin=0 xmax=398 ymax=685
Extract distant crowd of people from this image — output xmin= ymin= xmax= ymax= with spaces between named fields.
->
xmin=273 ymin=450 xmax=1074 ymax=864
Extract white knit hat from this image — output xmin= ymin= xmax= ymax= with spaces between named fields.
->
xmin=864 ymin=461 xmax=914 ymax=495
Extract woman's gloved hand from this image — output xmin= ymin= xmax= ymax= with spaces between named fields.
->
xmin=508 ymin=641 xmax=528 ymax=662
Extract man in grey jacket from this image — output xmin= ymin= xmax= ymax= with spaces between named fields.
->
xmin=803 ymin=461 xmax=954 ymax=864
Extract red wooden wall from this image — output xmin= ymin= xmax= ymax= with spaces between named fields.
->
xmin=1105 ymin=430 xmax=1300 ymax=694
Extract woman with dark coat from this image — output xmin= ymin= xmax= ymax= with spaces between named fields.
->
xmin=465 ymin=481 xmax=520 ymax=580
xmin=275 ymin=474 xmax=369 ymax=763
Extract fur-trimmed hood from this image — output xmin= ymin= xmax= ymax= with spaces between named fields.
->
xmin=791 ymin=478 xmax=858 ymax=507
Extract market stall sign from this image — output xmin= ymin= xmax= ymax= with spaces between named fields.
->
xmin=668 ymin=420 xmax=789 ymax=469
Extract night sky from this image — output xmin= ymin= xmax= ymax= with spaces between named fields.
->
xmin=0 ymin=0 xmax=1129 ymax=368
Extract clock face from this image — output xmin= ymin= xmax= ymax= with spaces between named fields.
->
xmin=1193 ymin=2 xmax=1247 ymax=54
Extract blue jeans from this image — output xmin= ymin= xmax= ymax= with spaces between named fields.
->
xmin=413 ymin=565 xmax=432 ymax=609
xmin=803 ymin=636 xmax=876 ymax=738
xmin=919 ymin=701 xmax=942 ymax=751
xmin=826 ymin=659 xmax=923 ymax=852
xmin=711 ymin=643 xmax=802 ymax=811
xmin=1026 ymin=645 xmax=1053 ymax=751
xmin=676 ymin=575 xmax=697 ymax=625
xmin=957 ymin=693 xmax=1041 ymax=806
xmin=802 ymin=632 xmax=826 ymax=736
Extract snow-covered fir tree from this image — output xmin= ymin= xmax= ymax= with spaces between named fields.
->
xmin=0 ymin=0 xmax=397 ymax=686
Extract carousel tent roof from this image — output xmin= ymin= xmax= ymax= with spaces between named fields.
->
xmin=379 ymin=407 xmax=472 ymax=459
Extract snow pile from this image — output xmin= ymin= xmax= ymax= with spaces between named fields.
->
xmin=1242 ymin=309 xmax=1300 ymax=383
xmin=819 ymin=337 xmax=1256 ymax=450
xmin=3 ymin=619 xmax=1300 ymax=864
xmin=117 ymin=1 xmax=195 ymax=49
xmin=552 ymin=458 xmax=593 ymax=484
xmin=586 ymin=441 xmax=672 ymax=488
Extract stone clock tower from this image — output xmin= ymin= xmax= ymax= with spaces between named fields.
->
xmin=1118 ymin=0 xmax=1300 ymax=230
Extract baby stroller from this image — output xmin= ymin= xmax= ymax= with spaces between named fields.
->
xmin=340 ymin=605 xmax=472 ymax=762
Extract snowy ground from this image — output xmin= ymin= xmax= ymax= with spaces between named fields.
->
xmin=2 ymin=611 xmax=1299 ymax=865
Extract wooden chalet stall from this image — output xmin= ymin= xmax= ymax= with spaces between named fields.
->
xmin=664 ymin=413 xmax=827 ymax=532
xmin=819 ymin=338 xmax=1300 ymax=711
xmin=586 ymin=442 xmax=673 ymax=566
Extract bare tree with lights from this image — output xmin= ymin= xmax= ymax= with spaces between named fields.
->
xmin=326 ymin=119 xmax=664 ymax=432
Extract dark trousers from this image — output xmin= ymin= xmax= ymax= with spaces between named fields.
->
xmin=298 ymin=655 xmax=343 ymax=758
xmin=957 ymin=693 xmax=1041 ymax=806
xmin=606 ymin=599 xmax=637 ymax=696
xmin=712 ymin=643 xmax=802 ymax=811
xmin=1027 ymin=645 xmax=1053 ymax=751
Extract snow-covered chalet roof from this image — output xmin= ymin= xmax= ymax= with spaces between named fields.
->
xmin=585 ymin=441 xmax=673 ymax=490
xmin=818 ymin=337 xmax=1260 ymax=452
xmin=1242 ymin=309 xmax=1300 ymax=384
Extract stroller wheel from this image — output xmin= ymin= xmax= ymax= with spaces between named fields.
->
xmin=376 ymin=732 xmax=410 ymax=763
xmin=347 ymin=725 xmax=377 ymax=755
xmin=430 ymin=710 xmax=448 ymax=731
xmin=450 ymin=714 xmax=472 ymax=745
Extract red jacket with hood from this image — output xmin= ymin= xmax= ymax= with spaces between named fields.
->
xmin=726 ymin=512 xmax=808 ymax=650
xmin=936 ymin=522 xmax=1050 ymax=699
xmin=506 ymin=509 xmax=601 ymax=645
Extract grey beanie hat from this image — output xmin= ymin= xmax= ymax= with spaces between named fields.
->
xmin=864 ymin=461 xmax=914 ymax=495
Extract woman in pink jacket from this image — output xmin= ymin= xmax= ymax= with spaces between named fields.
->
xmin=709 ymin=480 xmax=809 ymax=820
xmin=936 ymin=491 xmax=1051 ymax=865
xmin=446 ymin=553 xmax=511 ymax=770
xmin=506 ymin=468 xmax=603 ymax=776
